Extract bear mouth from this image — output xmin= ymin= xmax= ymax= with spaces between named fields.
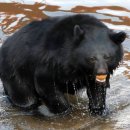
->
xmin=96 ymin=75 xmax=107 ymax=83
xmin=96 ymin=78 xmax=106 ymax=83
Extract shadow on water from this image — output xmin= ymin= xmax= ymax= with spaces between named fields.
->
xmin=0 ymin=1 xmax=130 ymax=130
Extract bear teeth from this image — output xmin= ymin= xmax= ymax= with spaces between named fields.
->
xmin=96 ymin=78 xmax=106 ymax=83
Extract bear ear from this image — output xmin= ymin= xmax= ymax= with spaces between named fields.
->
xmin=73 ymin=25 xmax=84 ymax=37
xmin=110 ymin=31 xmax=127 ymax=44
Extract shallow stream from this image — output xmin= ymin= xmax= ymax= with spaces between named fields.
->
xmin=0 ymin=1 xmax=130 ymax=130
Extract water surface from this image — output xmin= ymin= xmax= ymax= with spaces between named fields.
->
xmin=0 ymin=1 xmax=130 ymax=130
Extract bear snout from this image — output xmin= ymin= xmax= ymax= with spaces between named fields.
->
xmin=94 ymin=61 xmax=108 ymax=75
xmin=96 ymin=68 xmax=108 ymax=75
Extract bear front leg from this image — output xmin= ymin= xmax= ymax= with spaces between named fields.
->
xmin=34 ymin=68 xmax=71 ymax=115
xmin=86 ymin=75 xmax=108 ymax=116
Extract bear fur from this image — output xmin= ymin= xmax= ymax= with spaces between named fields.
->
xmin=0 ymin=14 xmax=126 ymax=115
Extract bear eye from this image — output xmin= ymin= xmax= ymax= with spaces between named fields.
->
xmin=104 ymin=55 xmax=110 ymax=60
xmin=90 ymin=57 xmax=96 ymax=62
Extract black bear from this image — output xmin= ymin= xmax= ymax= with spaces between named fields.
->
xmin=0 ymin=14 xmax=126 ymax=116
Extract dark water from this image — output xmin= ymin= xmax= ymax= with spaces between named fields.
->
xmin=0 ymin=1 xmax=130 ymax=130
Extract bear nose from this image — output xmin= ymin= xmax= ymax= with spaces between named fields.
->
xmin=97 ymin=68 xmax=108 ymax=75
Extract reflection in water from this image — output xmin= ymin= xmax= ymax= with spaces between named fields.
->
xmin=0 ymin=2 xmax=130 ymax=35
xmin=97 ymin=9 xmax=130 ymax=17
xmin=45 ymin=0 xmax=130 ymax=10
xmin=0 ymin=1 xmax=130 ymax=130
xmin=0 ymin=3 xmax=59 ymax=34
